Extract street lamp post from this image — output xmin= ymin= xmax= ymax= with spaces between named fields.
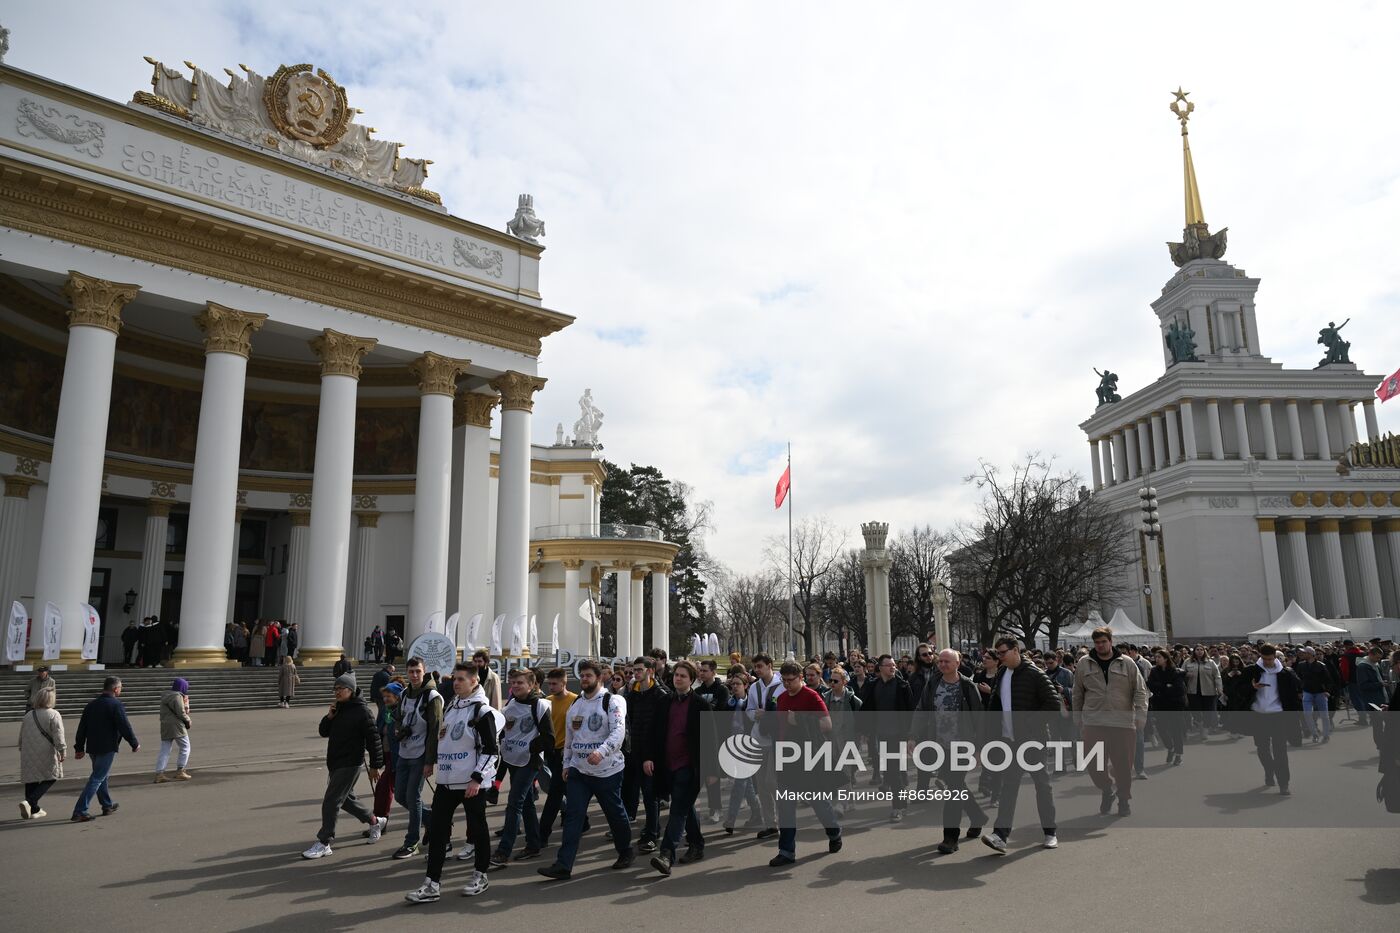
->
xmin=1138 ymin=480 xmax=1172 ymax=640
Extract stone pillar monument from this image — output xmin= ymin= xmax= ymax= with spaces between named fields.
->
xmin=860 ymin=522 xmax=892 ymax=656
xmin=932 ymin=587 xmax=950 ymax=652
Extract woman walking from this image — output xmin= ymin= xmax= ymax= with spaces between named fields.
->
xmin=1147 ymin=649 xmax=1188 ymax=765
xmin=155 ymin=678 xmax=193 ymax=782
xmin=278 ymin=656 xmax=301 ymax=708
xmin=18 ymin=687 xmax=65 ymax=819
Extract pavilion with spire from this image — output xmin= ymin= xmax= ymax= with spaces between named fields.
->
xmin=1075 ymin=90 xmax=1399 ymax=641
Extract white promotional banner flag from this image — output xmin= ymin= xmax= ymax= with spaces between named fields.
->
xmin=42 ymin=602 xmax=62 ymax=661
xmin=425 ymin=610 xmax=445 ymax=635
xmin=689 ymin=634 xmax=700 ymax=656
xmin=578 ymin=599 xmax=592 ymax=621
xmin=465 ymin=613 xmax=483 ymax=652
xmin=444 ymin=612 xmax=461 ymax=646
xmin=5 ymin=601 xmax=26 ymax=663
xmin=528 ymin=614 xmax=539 ymax=655
xmin=510 ymin=614 xmax=527 ymax=655
xmin=490 ymin=614 xmax=505 ymax=656
xmin=80 ymin=603 xmax=101 ymax=661
xmin=551 ymin=614 xmax=560 ymax=653
xmin=708 ymin=633 xmax=720 ymax=655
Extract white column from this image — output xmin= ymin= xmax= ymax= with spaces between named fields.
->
xmin=562 ymin=559 xmax=584 ymax=655
xmin=407 ymin=353 xmax=468 ymax=643
xmin=1150 ymin=414 xmax=1167 ymax=470
xmin=1135 ymin=421 xmax=1151 ymax=475
xmin=1286 ymin=399 xmax=1305 ymax=460
xmin=302 ymin=329 xmax=376 ymax=664
xmin=1318 ymin=519 xmax=1350 ymax=618
xmin=1362 ymin=400 xmax=1381 ymax=441
xmin=1232 ymin=399 xmax=1251 ymax=460
xmin=453 ymin=393 xmax=498 ymax=623
xmin=178 ymin=304 xmax=265 ymax=664
xmin=1099 ymin=437 xmax=1115 ymax=487
xmin=135 ymin=499 xmax=172 ymax=624
xmin=1164 ymin=407 xmax=1182 ymax=464
xmin=1337 ymin=401 xmax=1358 ymax=450
xmin=285 ymin=510 xmax=311 ymax=626
xmin=31 ymin=272 xmax=139 ymax=659
xmin=1112 ymin=433 xmax=1128 ymax=483
xmin=614 ymin=565 xmax=633 ymax=657
xmin=1259 ymin=400 xmax=1279 ymax=460
xmin=1349 ymin=519 xmax=1384 ymax=618
xmin=1089 ymin=439 xmax=1103 ymax=490
xmin=1386 ymin=521 xmax=1400 ymax=612
xmin=349 ymin=511 xmax=379 ymax=654
xmin=1257 ymin=519 xmax=1286 ymax=623
xmin=1205 ymin=399 xmax=1225 ymax=460
xmin=630 ymin=567 xmax=646 ymax=655
xmin=1180 ymin=400 xmax=1199 ymax=460
xmin=0 ymin=477 xmax=36 ymax=624
xmin=226 ymin=507 xmax=245 ymax=625
xmin=1124 ymin=425 xmax=1141 ymax=479
xmin=1283 ymin=519 xmax=1316 ymax=615
xmin=1311 ymin=400 xmax=1332 ymax=460
xmin=650 ymin=563 xmax=670 ymax=657
xmin=490 ymin=371 xmax=546 ymax=650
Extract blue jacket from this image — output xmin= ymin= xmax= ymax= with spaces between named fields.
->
xmin=75 ymin=693 xmax=139 ymax=756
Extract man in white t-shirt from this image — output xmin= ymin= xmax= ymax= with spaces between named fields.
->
xmin=744 ymin=654 xmax=785 ymax=840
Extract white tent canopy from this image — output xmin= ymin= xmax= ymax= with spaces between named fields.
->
xmin=1062 ymin=611 xmax=1106 ymax=642
xmin=1248 ymin=600 xmax=1350 ymax=638
xmin=1105 ymin=608 xmax=1164 ymax=644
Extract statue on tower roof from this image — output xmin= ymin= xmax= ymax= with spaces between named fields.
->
xmin=1316 ymin=318 xmax=1351 ymax=367
xmin=1094 ymin=368 xmax=1121 ymax=407
xmin=1164 ymin=319 xmax=1200 ymax=365
xmin=1166 ymin=88 xmax=1229 ymax=267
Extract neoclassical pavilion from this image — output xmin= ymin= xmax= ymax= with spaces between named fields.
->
xmin=0 ymin=54 xmax=677 ymax=665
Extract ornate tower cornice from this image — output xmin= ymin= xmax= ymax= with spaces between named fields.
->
xmin=197 ymin=302 xmax=268 ymax=357
xmin=63 ymin=270 xmax=140 ymax=334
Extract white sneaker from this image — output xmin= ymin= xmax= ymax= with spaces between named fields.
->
xmin=404 ymin=879 xmax=441 ymax=903
xmin=1042 ymin=834 xmax=1059 ymax=849
xmin=31 ymin=808 xmax=46 ymax=819
xmin=707 ymin=811 xmax=722 ymax=825
xmin=368 ymin=816 xmax=387 ymax=842
xmin=19 ymin=801 xmax=31 ymax=820
xmin=302 ymin=841 xmax=333 ymax=859
xmin=981 ymin=833 xmax=1008 ymax=855
xmin=456 ymin=843 xmax=476 ymax=861
xmin=460 ymin=870 xmax=490 ymax=897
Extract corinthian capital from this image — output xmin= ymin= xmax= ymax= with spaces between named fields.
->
xmin=64 ymin=270 xmax=140 ymax=334
xmin=197 ymin=302 xmax=268 ymax=358
xmin=489 ymin=371 xmax=547 ymax=413
xmin=309 ymin=328 xmax=378 ymax=379
xmin=455 ymin=391 xmax=500 ymax=428
xmin=410 ymin=351 xmax=470 ymax=397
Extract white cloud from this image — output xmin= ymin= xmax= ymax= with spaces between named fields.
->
xmin=7 ymin=0 xmax=1400 ymax=572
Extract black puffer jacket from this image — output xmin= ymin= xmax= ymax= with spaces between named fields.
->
xmin=625 ymin=681 xmax=671 ymax=750
xmin=319 ymin=691 xmax=384 ymax=771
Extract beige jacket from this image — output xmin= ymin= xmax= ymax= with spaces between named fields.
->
xmin=159 ymin=691 xmax=192 ymax=741
xmin=19 ymin=708 xmax=66 ymax=782
xmin=1073 ymin=652 xmax=1149 ymax=729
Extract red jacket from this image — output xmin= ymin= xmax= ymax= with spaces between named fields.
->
xmin=265 ymin=624 xmax=280 ymax=649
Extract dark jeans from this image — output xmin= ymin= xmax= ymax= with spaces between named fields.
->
xmin=776 ymin=792 xmax=840 ymax=859
xmin=939 ymin=764 xmax=985 ymax=838
xmin=394 ymin=754 xmax=430 ymax=848
xmin=318 ymin=765 xmax=374 ymax=844
xmin=1156 ymin=710 xmax=1187 ymax=758
xmin=1253 ymin=714 xmax=1291 ymax=786
xmin=877 ymin=735 xmax=908 ymax=810
xmin=539 ymin=749 xmax=566 ymax=840
xmin=705 ymin=769 xmax=723 ymax=814
xmin=557 ymin=769 xmax=632 ymax=870
xmin=498 ymin=763 xmax=540 ymax=855
xmin=425 ymin=784 xmax=490 ymax=880
xmin=25 ymin=780 xmax=55 ymax=809
xmin=73 ymin=752 xmax=116 ymax=817
xmin=622 ymin=755 xmax=659 ymax=843
xmin=992 ymin=748 xmax=1056 ymax=841
xmin=1188 ymin=694 xmax=1217 ymax=731
xmin=660 ymin=766 xmax=704 ymax=857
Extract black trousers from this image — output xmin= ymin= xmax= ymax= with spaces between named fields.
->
xmin=939 ymin=764 xmax=985 ymax=839
xmin=24 ymin=780 xmax=55 ymax=809
xmin=425 ymin=784 xmax=490 ymax=881
xmin=539 ymin=749 xmax=566 ymax=839
xmin=1253 ymin=715 xmax=1291 ymax=786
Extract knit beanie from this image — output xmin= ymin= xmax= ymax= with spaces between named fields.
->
xmin=171 ymin=677 xmax=190 ymax=695
xmin=335 ymin=672 xmax=357 ymax=692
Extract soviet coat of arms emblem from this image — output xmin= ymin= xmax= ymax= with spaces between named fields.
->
xmin=262 ymin=63 xmax=351 ymax=147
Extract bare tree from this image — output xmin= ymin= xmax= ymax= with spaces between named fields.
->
xmin=816 ymin=549 xmax=867 ymax=654
xmin=710 ymin=570 xmax=786 ymax=657
xmin=890 ymin=525 xmax=952 ymax=641
xmin=764 ymin=516 xmax=847 ymax=658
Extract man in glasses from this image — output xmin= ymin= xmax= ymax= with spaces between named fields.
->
xmin=982 ymin=637 xmax=1062 ymax=855
xmin=304 ymin=672 xmax=385 ymax=859
xmin=1073 ymin=627 xmax=1147 ymax=817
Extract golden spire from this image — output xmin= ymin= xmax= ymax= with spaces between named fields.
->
xmin=1170 ymin=87 xmax=1205 ymax=226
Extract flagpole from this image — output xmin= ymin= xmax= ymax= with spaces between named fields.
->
xmin=786 ymin=441 xmax=794 ymax=659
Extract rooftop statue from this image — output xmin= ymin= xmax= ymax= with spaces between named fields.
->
xmin=507 ymin=194 xmax=546 ymax=244
xmin=1316 ymin=318 xmax=1351 ymax=367
xmin=1165 ymin=88 xmax=1229 ymax=267
xmin=1094 ymin=368 xmax=1121 ymax=407
xmin=572 ymin=388 xmax=603 ymax=448
xmin=1164 ymin=319 xmax=1200 ymax=364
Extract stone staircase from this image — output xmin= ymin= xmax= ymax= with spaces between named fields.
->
xmin=0 ymin=665 xmax=339 ymax=722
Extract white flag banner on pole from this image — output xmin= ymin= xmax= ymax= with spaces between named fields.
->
xmin=490 ymin=614 xmax=505 ymax=656
xmin=577 ymin=600 xmax=592 ymax=621
xmin=425 ymin=610 xmax=445 ymax=635
xmin=6 ymin=601 xmax=27 ymax=663
xmin=689 ymin=634 xmax=700 ymax=656
xmin=80 ymin=603 xmax=101 ymax=661
xmin=42 ymin=601 xmax=62 ymax=661
xmin=708 ymin=633 xmax=720 ymax=655
xmin=464 ymin=613 xmax=483 ymax=652
xmin=510 ymin=614 xmax=527 ymax=655
xmin=551 ymin=614 xmax=560 ymax=653
xmin=528 ymin=614 xmax=539 ymax=655
xmin=444 ymin=612 xmax=461 ymax=646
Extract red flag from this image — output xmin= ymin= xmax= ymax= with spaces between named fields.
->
xmin=1377 ymin=366 xmax=1400 ymax=403
xmin=774 ymin=464 xmax=790 ymax=510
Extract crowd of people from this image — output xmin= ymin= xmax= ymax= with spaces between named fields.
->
xmin=222 ymin=619 xmax=300 ymax=666
xmin=117 ymin=616 xmax=179 ymax=667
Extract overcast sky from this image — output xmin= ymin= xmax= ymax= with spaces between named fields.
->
xmin=6 ymin=1 xmax=1400 ymax=573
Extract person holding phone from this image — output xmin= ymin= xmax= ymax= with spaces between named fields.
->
xmin=1246 ymin=644 xmax=1303 ymax=796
